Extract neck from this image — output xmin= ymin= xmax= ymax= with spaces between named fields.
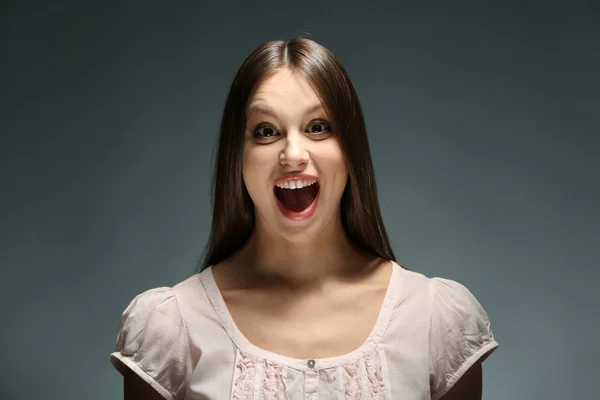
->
xmin=229 ymin=218 xmax=378 ymax=291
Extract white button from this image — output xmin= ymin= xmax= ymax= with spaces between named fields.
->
xmin=308 ymin=395 xmax=317 ymax=400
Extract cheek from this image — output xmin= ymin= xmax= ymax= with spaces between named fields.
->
xmin=242 ymin=146 xmax=274 ymax=197
xmin=312 ymin=141 xmax=348 ymax=199
xmin=322 ymin=141 xmax=347 ymax=176
xmin=330 ymin=146 xmax=349 ymax=193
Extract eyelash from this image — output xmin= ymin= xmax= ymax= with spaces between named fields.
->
xmin=250 ymin=120 xmax=332 ymax=140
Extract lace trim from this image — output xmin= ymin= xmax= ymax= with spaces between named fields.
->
xmin=343 ymin=361 xmax=362 ymax=399
xmin=263 ymin=360 xmax=289 ymax=400
xmin=365 ymin=352 xmax=387 ymax=398
xmin=233 ymin=351 xmax=256 ymax=400
xmin=233 ymin=352 xmax=389 ymax=399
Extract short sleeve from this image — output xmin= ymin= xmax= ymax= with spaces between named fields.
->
xmin=110 ymin=287 xmax=192 ymax=400
xmin=428 ymin=278 xmax=499 ymax=400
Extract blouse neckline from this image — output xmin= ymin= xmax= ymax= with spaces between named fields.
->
xmin=199 ymin=260 xmax=403 ymax=371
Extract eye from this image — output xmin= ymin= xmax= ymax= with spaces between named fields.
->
xmin=251 ymin=124 xmax=280 ymax=139
xmin=249 ymin=120 xmax=332 ymax=142
xmin=306 ymin=120 xmax=331 ymax=136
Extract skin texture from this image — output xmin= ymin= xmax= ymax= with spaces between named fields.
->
xmin=122 ymin=68 xmax=483 ymax=399
xmin=237 ymin=67 xmax=361 ymax=288
xmin=207 ymin=67 xmax=395 ymax=361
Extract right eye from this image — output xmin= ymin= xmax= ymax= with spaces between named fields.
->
xmin=252 ymin=125 xmax=280 ymax=139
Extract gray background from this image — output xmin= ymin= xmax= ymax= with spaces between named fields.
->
xmin=1 ymin=1 xmax=598 ymax=399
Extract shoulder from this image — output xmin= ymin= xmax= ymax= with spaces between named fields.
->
xmin=426 ymin=276 xmax=496 ymax=345
xmin=116 ymin=272 xmax=207 ymax=325
xmin=110 ymin=277 xmax=201 ymax=363
xmin=417 ymin=274 xmax=498 ymax=400
xmin=395 ymin=266 xmax=497 ymax=346
xmin=110 ymin=273 xmax=210 ymax=399
xmin=392 ymin=264 xmax=491 ymax=318
xmin=114 ymin=286 xmax=181 ymax=343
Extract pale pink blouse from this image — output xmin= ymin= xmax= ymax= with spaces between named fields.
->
xmin=110 ymin=261 xmax=498 ymax=399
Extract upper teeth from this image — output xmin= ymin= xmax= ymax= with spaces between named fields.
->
xmin=275 ymin=179 xmax=317 ymax=189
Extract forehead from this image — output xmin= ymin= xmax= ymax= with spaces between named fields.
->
xmin=247 ymin=69 xmax=322 ymax=114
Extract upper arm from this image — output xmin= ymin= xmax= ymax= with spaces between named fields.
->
xmin=123 ymin=364 xmax=165 ymax=400
xmin=440 ymin=361 xmax=482 ymax=400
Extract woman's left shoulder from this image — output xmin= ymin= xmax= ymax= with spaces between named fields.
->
xmin=428 ymin=276 xmax=486 ymax=309
xmin=426 ymin=276 xmax=496 ymax=332
xmin=390 ymin=264 xmax=498 ymax=339
xmin=393 ymin=264 xmax=492 ymax=317
xmin=423 ymin=274 xmax=499 ymax=399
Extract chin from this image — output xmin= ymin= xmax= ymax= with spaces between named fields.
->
xmin=275 ymin=225 xmax=322 ymax=244
xmin=273 ymin=206 xmax=342 ymax=245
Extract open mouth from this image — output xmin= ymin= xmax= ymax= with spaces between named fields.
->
xmin=273 ymin=180 xmax=320 ymax=213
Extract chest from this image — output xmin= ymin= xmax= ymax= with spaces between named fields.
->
xmin=221 ymin=283 xmax=388 ymax=360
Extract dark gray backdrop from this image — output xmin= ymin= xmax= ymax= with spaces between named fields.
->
xmin=1 ymin=1 xmax=598 ymax=399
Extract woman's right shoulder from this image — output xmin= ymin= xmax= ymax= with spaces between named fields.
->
xmin=117 ymin=269 xmax=217 ymax=329
xmin=120 ymin=272 xmax=209 ymax=317
xmin=110 ymin=272 xmax=212 ymax=399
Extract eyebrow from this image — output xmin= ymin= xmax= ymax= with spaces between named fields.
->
xmin=246 ymin=102 xmax=325 ymax=117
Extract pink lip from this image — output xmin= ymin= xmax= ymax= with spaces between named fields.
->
xmin=273 ymin=173 xmax=319 ymax=186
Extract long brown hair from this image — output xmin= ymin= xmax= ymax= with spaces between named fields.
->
xmin=197 ymin=37 xmax=396 ymax=272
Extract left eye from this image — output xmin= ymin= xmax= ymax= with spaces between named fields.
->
xmin=307 ymin=121 xmax=331 ymax=134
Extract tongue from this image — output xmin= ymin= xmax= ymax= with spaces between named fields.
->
xmin=275 ymin=185 xmax=318 ymax=212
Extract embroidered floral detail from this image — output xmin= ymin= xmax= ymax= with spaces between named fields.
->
xmin=263 ymin=360 xmax=288 ymax=400
xmin=365 ymin=352 xmax=387 ymax=398
xmin=233 ymin=351 xmax=255 ymax=400
xmin=343 ymin=361 xmax=362 ymax=400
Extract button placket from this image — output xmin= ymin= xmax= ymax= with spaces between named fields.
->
xmin=305 ymin=359 xmax=319 ymax=400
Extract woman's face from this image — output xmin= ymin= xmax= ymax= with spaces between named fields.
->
xmin=243 ymin=68 xmax=348 ymax=243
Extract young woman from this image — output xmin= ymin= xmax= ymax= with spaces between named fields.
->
xmin=110 ymin=37 xmax=499 ymax=400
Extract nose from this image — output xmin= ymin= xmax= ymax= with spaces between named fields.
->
xmin=279 ymin=131 xmax=309 ymax=168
